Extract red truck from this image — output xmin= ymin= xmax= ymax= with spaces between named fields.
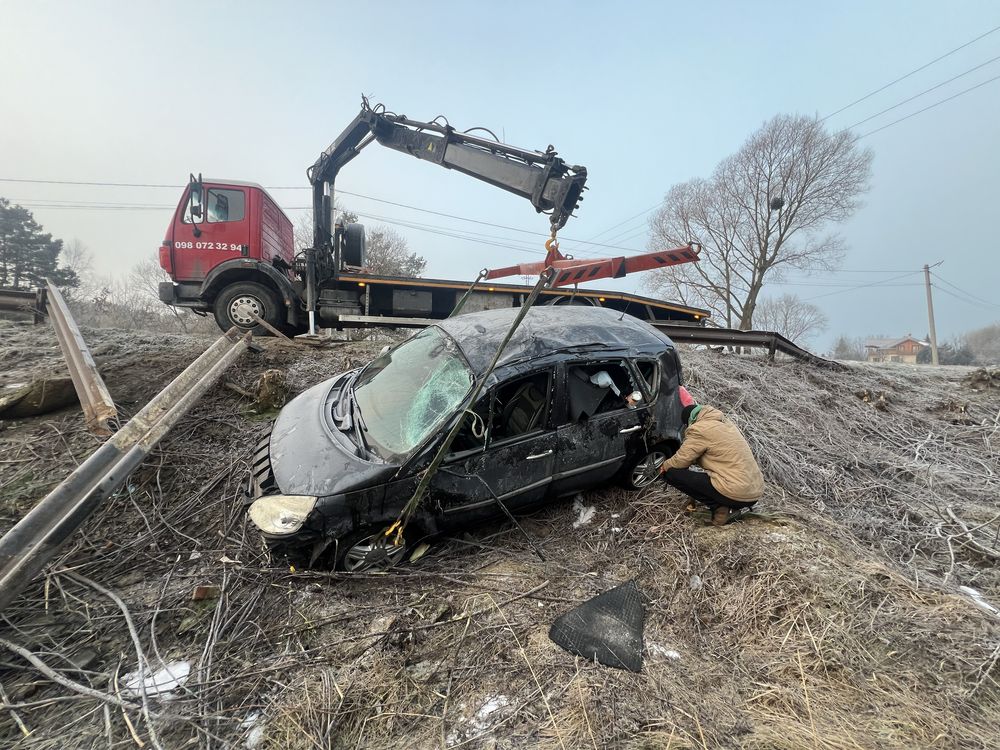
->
xmin=157 ymin=101 xmax=708 ymax=334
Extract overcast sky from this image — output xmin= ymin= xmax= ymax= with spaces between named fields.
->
xmin=2 ymin=0 xmax=998 ymax=351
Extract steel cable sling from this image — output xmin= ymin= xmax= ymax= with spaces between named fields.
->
xmin=384 ymin=267 xmax=556 ymax=545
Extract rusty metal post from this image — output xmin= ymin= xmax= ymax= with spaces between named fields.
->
xmin=33 ymin=287 xmax=47 ymax=324
xmin=45 ymin=279 xmax=118 ymax=436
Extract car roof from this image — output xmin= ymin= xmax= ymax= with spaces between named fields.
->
xmin=433 ymin=305 xmax=674 ymax=376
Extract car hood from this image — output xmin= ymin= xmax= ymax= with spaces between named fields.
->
xmin=269 ymin=374 xmax=398 ymax=496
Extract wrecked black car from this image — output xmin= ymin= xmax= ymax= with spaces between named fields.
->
xmin=248 ymin=306 xmax=686 ymax=571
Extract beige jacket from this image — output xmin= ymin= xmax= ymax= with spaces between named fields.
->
xmin=662 ymin=405 xmax=764 ymax=500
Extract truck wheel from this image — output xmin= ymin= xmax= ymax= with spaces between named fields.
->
xmin=213 ymin=282 xmax=282 ymax=335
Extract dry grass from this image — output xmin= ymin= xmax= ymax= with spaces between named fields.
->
xmin=0 ymin=322 xmax=998 ymax=748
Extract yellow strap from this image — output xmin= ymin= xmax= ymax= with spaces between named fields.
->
xmin=383 ymin=519 xmax=405 ymax=546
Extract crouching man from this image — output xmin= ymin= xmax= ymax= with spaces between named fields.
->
xmin=659 ymin=401 xmax=764 ymax=526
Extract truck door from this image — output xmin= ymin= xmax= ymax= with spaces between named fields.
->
xmin=172 ymin=184 xmax=251 ymax=281
xmin=432 ymin=369 xmax=557 ymax=530
xmin=551 ymin=359 xmax=649 ymax=496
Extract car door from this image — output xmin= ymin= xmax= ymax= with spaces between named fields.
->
xmin=552 ymin=359 xmax=650 ymax=496
xmin=431 ymin=368 xmax=557 ymax=530
xmin=174 ymin=184 xmax=251 ymax=281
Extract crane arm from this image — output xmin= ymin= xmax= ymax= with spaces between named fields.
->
xmin=307 ymin=101 xmax=587 ymax=249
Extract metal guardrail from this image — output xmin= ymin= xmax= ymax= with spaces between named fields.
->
xmin=44 ymin=280 xmax=119 ymax=436
xmin=649 ymin=323 xmax=841 ymax=368
xmin=0 ymin=286 xmax=47 ymax=324
xmin=0 ymin=329 xmax=252 ymax=612
xmin=337 ymin=314 xmax=837 ymax=367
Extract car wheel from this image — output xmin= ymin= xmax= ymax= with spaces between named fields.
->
xmin=213 ymin=281 xmax=282 ymax=335
xmin=336 ymin=528 xmax=409 ymax=572
xmin=620 ymin=447 xmax=669 ymax=490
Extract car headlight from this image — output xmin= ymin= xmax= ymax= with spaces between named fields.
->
xmin=248 ymin=495 xmax=318 ymax=536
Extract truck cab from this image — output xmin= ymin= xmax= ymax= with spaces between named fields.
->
xmin=158 ymin=179 xmax=302 ymax=333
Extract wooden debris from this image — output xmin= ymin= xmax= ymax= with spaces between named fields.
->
xmin=191 ymin=585 xmax=221 ymax=601
xmin=255 ymin=369 xmax=290 ymax=411
xmin=0 ymin=378 xmax=78 ymax=418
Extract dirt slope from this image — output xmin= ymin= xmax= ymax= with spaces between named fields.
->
xmin=0 ymin=318 xmax=997 ymax=749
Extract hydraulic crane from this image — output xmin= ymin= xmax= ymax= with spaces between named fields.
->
xmin=159 ymin=99 xmax=705 ymax=335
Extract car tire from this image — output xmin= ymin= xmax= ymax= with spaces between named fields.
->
xmin=335 ymin=527 xmax=409 ymax=572
xmin=213 ymin=281 xmax=283 ymax=335
xmin=619 ymin=445 xmax=672 ymax=490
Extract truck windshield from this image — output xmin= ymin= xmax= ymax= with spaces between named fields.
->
xmin=353 ymin=328 xmax=473 ymax=462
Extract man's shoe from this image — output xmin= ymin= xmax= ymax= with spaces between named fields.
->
xmin=712 ymin=506 xmax=731 ymax=526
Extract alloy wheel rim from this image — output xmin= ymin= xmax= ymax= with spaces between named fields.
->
xmin=632 ymin=451 xmax=666 ymax=488
xmin=343 ymin=533 xmax=407 ymax=572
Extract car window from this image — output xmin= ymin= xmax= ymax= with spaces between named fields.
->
xmin=566 ymin=361 xmax=636 ymax=422
xmin=207 ymin=189 xmax=245 ymax=223
xmin=354 ymin=327 xmax=473 ymax=461
xmin=182 ymin=187 xmax=245 ymax=224
xmin=491 ymin=371 xmax=552 ymax=442
xmin=635 ymin=360 xmax=659 ymax=398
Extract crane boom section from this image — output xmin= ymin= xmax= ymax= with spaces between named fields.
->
xmin=308 ymin=103 xmax=587 ymax=248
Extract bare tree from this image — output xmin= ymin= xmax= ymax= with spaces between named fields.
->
xmin=293 ymin=204 xmax=358 ymax=251
xmin=58 ymin=239 xmax=98 ymax=303
xmin=645 ymin=115 xmax=873 ymax=329
xmin=964 ymin=322 xmax=1000 ymax=365
xmin=64 ymin=254 xmax=215 ymax=334
xmin=363 ymin=226 xmax=426 ymax=277
xmin=753 ymin=294 xmax=828 ymax=344
xmin=832 ymin=335 xmax=867 ymax=361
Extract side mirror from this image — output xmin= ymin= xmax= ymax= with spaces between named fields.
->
xmin=189 ymin=186 xmax=203 ymax=219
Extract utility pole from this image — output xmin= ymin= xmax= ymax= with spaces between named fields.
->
xmin=923 ymin=264 xmax=939 ymax=366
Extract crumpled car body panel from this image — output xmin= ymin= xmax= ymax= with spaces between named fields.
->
xmin=256 ymin=306 xmax=686 ymax=558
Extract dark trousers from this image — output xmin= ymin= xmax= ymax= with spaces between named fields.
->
xmin=663 ymin=468 xmax=756 ymax=510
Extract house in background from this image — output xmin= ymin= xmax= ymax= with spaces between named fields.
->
xmin=865 ymin=334 xmax=929 ymax=364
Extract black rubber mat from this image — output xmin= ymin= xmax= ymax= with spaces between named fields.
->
xmin=548 ymin=579 xmax=645 ymax=672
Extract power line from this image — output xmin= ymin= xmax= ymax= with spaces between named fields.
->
xmin=932 ymin=272 xmax=1000 ymax=308
xmin=577 ymin=202 xmax=660 ymax=243
xmin=12 ymin=198 xmax=606 ymax=259
xmin=932 ymin=282 xmax=1000 ymax=312
xmin=0 ymin=177 xmax=644 ymax=252
xmin=822 ymin=23 xmax=1000 ymax=120
xmin=802 ymin=270 xmax=924 ymax=300
xmin=779 ymin=267 xmax=926 ymax=274
xmin=769 ymin=280 xmax=923 ymax=288
xmin=859 ymin=72 xmax=1000 ymax=137
xmin=0 ymin=177 xmax=181 ymax=188
xmin=844 ymin=53 xmax=1000 ymax=130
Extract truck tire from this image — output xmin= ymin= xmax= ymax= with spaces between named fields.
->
xmin=213 ymin=281 xmax=283 ymax=335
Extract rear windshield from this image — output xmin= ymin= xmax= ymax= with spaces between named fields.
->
xmin=353 ymin=328 xmax=473 ymax=461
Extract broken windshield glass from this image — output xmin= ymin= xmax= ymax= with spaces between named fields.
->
xmin=353 ymin=328 xmax=473 ymax=462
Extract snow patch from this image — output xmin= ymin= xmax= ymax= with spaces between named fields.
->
xmin=959 ymin=586 xmax=1000 ymax=618
xmin=123 ymin=660 xmax=191 ymax=699
xmin=572 ymin=496 xmax=596 ymax=528
xmin=446 ymin=695 xmax=510 ymax=745
xmin=647 ymin=643 xmax=682 ymax=661
xmin=240 ymin=711 xmax=266 ymax=749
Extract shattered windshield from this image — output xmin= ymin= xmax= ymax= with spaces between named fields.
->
xmin=353 ymin=328 xmax=473 ymax=462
